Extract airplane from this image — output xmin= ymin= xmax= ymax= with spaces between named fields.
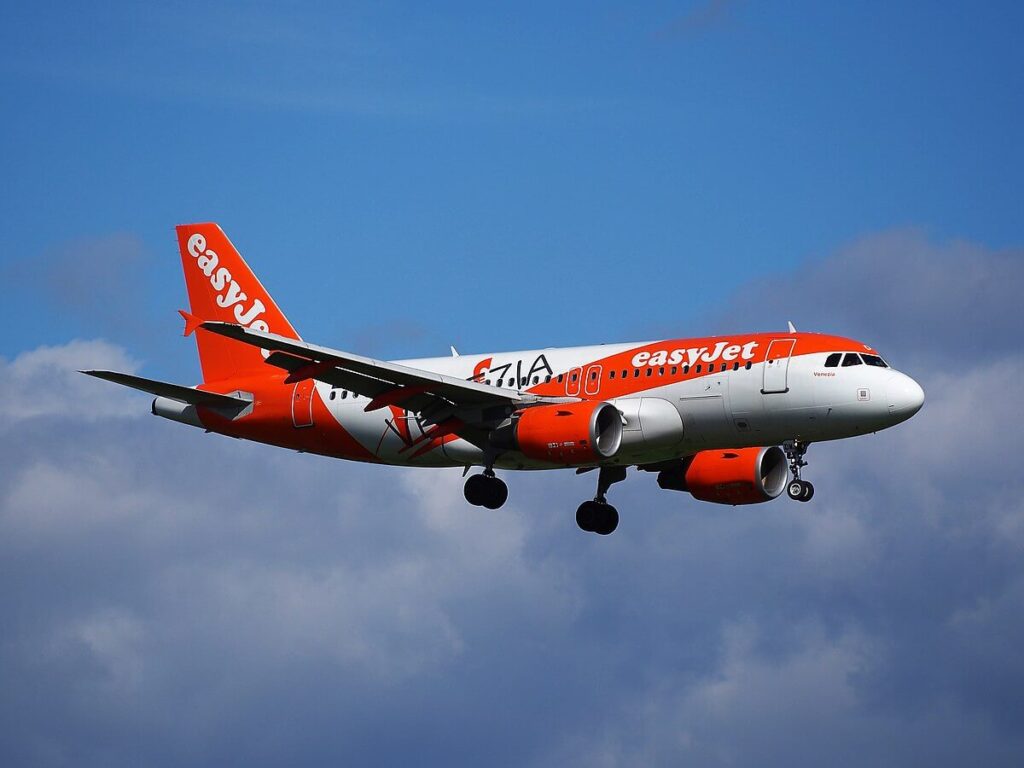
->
xmin=84 ymin=223 xmax=925 ymax=535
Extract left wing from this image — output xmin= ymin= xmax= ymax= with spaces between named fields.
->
xmin=200 ymin=321 xmax=575 ymax=448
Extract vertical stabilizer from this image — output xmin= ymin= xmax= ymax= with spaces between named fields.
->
xmin=175 ymin=223 xmax=299 ymax=383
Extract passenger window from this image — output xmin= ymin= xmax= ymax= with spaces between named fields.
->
xmin=329 ymin=390 xmax=336 ymax=400
xmin=545 ymin=374 xmax=552 ymax=383
xmin=684 ymin=365 xmax=690 ymax=374
xmin=609 ymin=370 xmax=616 ymax=379
xmin=732 ymin=362 xmax=739 ymax=371
xmin=862 ymin=354 xmax=888 ymax=368
xmin=824 ymin=353 xmax=842 ymax=367
xmin=745 ymin=361 xmax=752 ymax=370
xmin=341 ymin=391 xmax=348 ymax=399
xmin=721 ymin=363 xmax=727 ymax=372
xmin=589 ymin=372 xmax=596 ymax=380
xmin=485 ymin=379 xmax=491 ymax=386
xmin=634 ymin=369 xmax=640 ymax=377
xmin=659 ymin=367 xmax=665 ymax=376
xmin=646 ymin=368 xmax=652 ymax=377
xmin=557 ymin=374 xmax=564 ymax=383
xmin=533 ymin=376 xmax=539 ymax=384
xmin=842 ymin=353 xmax=863 ymax=367
xmin=622 ymin=369 xmax=627 ymax=378
xmin=571 ymin=373 xmax=578 ymax=381
xmin=671 ymin=366 xmax=677 ymax=375
xmin=696 ymin=364 xmax=702 ymax=373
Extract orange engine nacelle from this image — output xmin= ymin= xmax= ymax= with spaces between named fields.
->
xmin=658 ymin=446 xmax=789 ymax=505
xmin=511 ymin=401 xmax=623 ymax=465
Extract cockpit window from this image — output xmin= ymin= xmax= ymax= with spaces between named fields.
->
xmin=841 ymin=353 xmax=863 ymax=367
xmin=862 ymin=354 xmax=888 ymax=368
xmin=824 ymin=353 xmax=842 ymax=367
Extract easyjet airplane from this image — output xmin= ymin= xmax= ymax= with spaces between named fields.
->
xmin=85 ymin=223 xmax=925 ymax=535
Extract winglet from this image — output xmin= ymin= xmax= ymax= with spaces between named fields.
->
xmin=179 ymin=310 xmax=204 ymax=337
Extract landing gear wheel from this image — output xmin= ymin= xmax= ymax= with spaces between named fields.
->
xmin=576 ymin=500 xmax=599 ymax=532
xmin=594 ymin=503 xmax=619 ymax=535
xmin=787 ymin=480 xmax=805 ymax=501
xmin=787 ymin=479 xmax=814 ymax=502
xmin=482 ymin=477 xmax=508 ymax=510
xmin=464 ymin=474 xmax=489 ymax=506
xmin=799 ymin=481 xmax=814 ymax=502
xmin=576 ymin=500 xmax=618 ymax=535
xmin=464 ymin=473 xmax=508 ymax=509
xmin=575 ymin=467 xmax=627 ymax=535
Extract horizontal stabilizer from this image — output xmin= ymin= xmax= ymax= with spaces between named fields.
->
xmin=80 ymin=370 xmax=249 ymax=409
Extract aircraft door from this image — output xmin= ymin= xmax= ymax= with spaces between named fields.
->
xmin=566 ymin=367 xmax=582 ymax=397
xmin=584 ymin=364 xmax=602 ymax=396
xmin=762 ymin=339 xmax=796 ymax=394
xmin=292 ymin=379 xmax=315 ymax=427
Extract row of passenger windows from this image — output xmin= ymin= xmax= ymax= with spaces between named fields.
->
xmin=823 ymin=352 xmax=889 ymax=368
xmin=329 ymin=389 xmax=362 ymax=400
xmin=327 ymin=360 xmax=756 ymax=400
xmin=482 ymin=361 xmax=753 ymax=387
xmin=320 ymin=353 xmax=890 ymax=402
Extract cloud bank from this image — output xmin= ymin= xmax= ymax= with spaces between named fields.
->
xmin=1 ymin=231 xmax=1023 ymax=767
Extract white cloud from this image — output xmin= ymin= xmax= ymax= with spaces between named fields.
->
xmin=2 ymin=228 xmax=1024 ymax=766
xmin=53 ymin=609 xmax=146 ymax=694
xmin=0 ymin=339 xmax=142 ymax=422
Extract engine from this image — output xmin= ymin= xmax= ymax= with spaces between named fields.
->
xmin=657 ymin=446 xmax=788 ymax=505
xmin=493 ymin=401 xmax=623 ymax=465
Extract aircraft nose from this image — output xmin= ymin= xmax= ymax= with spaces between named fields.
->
xmin=886 ymin=371 xmax=925 ymax=420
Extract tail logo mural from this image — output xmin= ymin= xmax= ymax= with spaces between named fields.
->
xmin=186 ymin=233 xmax=270 ymax=331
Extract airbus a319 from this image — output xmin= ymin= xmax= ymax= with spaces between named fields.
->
xmin=86 ymin=223 xmax=925 ymax=535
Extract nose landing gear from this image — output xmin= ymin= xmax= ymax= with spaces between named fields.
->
xmin=783 ymin=440 xmax=814 ymax=502
xmin=464 ymin=469 xmax=508 ymax=510
xmin=576 ymin=466 xmax=626 ymax=535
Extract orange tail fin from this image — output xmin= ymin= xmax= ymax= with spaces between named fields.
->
xmin=175 ymin=223 xmax=299 ymax=383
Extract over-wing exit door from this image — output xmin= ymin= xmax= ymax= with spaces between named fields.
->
xmin=292 ymin=379 xmax=315 ymax=428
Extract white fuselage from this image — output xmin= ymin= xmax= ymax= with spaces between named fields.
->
xmin=314 ymin=336 xmax=923 ymax=470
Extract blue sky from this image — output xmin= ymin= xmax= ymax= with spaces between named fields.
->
xmin=2 ymin=1 xmax=1021 ymax=371
xmin=2 ymin=3 xmax=1024 ymax=767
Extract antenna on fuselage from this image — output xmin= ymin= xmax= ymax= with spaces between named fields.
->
xmin=787 ymin=321 xmax=797 ymax=333
xmin=450 ymin=345 xmax=460 ymax=357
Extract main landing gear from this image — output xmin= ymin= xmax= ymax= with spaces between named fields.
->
xmin=784 ymin=440 xmax=814 ymax=502
xmin=464 ymin=469 xmax=508 ymax=510
xmin=576 ymin=466 xmax=627 ymax=536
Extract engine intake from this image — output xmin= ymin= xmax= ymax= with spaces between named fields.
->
xmin=658 ymin=446 xmax=788 ymax=505
xmin=497 ymin=401 xmax=623 ymax=465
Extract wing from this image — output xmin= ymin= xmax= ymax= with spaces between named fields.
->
xmin=199 ymin=321 xmax=575 ymax=448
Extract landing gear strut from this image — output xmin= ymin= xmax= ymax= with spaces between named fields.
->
xmin=464 ymin=468 xmax=508 ymax=510
xmin=576 ymin=466 xmax=626 ymax=535
xmin=784 ymin=440 xmax=814 ymax=502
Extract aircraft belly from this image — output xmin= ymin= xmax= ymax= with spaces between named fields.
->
xmin=322 ymin=393 xmax=456 ymax=467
